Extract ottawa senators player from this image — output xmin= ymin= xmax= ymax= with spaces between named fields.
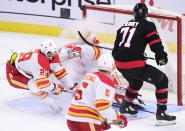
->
xmin=66 ymin=53 xmax=127 ymax=131
xmin=112 ymin=3 xmax=176 ymax=126
xmin=6 ymin=39 xmax=75 ymax=113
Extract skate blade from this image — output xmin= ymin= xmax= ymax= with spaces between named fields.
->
xmin=155 ymin=120 xmax=176 ymax=126
xmin=123 ymin=113 xmax=137 ymax=118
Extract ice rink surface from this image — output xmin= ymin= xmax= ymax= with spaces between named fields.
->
xmin=0 ymin=32 xmax=185 ymax=131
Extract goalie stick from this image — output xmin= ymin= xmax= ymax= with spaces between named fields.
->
xmin=78 ymin=31 xmax=155 ymax=60
xmin=112 ymin=103 xmax=156 ymax=114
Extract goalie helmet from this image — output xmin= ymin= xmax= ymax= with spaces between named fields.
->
xmin=40 ymin=39 xmax=58 ymax=60
xmin=97 ymin=53 xmax=115 ymax=72
xmin=133 ymin=3 xmax=148 ymax=19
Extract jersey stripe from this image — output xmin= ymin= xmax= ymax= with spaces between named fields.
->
xmin=10 ymin=78 xmax=28 ymax=89
xmin=92 ymin=47 xmax=101 ymax=61
xmin=95 ymin=99 xmax=111 ymax=111
xmin=89 ymin=122 xmax=96 ymax=131
xmin=146 ymin=31 xmax=158 ymax=38
xmin=54 ymin=68 xmax=68 ymax=79
xmin=35 ymin=77 xmax=51 ymax=89
xmin=127 ymin=87 xmax=139 ymax=94
xmin=148 ymin=39 xmax=161 ymax=46
xmin=115 ymin=60 xmax=146 ymax=69
xmin=156 ymin=89 xmax=168 ymax=93
xmin=68 ymin=104 xmax=104 ymax=122
xmin=157 ymin=98 xmax=168 ymax=103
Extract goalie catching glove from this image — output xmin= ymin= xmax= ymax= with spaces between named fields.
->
xmin=51 ymin=83 xmax=64 ymax=95
xmin=155 ymin=51 xmax=168 ymax=66
xmin=65 ymin=45 xmax=82 ymax=57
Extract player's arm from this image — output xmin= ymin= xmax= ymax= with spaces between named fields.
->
xmin=112 ymin=27 xmax=122 ymax=59
xmin=95 ymin=83 xmax=127 ymax=128
xmin=146 ymin=22 xmax=168 ymax=65
xmin=50 ymin=56 xmax=76 ymax=90
xmin=58 ymin=44 xmax=82 ymax=61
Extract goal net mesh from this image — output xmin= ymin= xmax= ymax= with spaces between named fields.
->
xmin=80 ymin=5 xmax=185 ymax=105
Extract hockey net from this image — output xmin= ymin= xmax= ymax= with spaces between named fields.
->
xmin=81 ymin=5 xmax=185 ymax=106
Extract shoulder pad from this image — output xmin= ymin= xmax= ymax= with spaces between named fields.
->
xmin=37 ymin=51 xmax=50 ymax=71
xmin=93 ymin=72 xmax=115 ymax=88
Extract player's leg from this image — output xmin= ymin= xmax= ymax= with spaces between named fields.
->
xmin=117 ymin=68 xmax=144 ymax=115
xmin=140 ymin=65 xmax=176 ymax=125
xmin=6 ymin=61 xmax=29 ymax=90
xmin=27 ymin=79 xmax=62 ymax=113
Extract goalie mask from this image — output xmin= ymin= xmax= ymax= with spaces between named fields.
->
xmin=133 ymin=3 xmax=148 ymax=19
xmin=40 ymin=39 xmax=58 ymax=60
xmin=97 ymin=53 xmax=115 ymax=72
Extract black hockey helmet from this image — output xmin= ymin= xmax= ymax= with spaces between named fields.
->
xmin=133 ymin=3 xmax=148 ymax=19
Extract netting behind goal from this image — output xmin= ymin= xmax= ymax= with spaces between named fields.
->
xmin=81 ymin=5 xmax=185 ymax=106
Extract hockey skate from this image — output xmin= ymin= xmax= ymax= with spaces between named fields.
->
xmin=156 ymin=110 xmax=176 ymax=126
xmin=119 ymin=99 xmax=138 ymax=116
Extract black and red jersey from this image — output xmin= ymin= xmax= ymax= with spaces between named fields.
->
xmin=112 ymin=18 xmax=165 ymax=69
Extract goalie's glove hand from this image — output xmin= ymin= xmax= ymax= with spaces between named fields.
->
xmin=51 ymin=83 xmax=64 ymax=95
xmin=65 ymin=45 xmax=81 ymax=57
xmin=155 ymin=52 xmax=168 ymax=66
xmin=112 ymin=114 xmax=128 ymax=128
xmin=101 ymin=119 xmax=111 ymax=130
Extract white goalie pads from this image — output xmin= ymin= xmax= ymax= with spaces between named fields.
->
xmin=59 ymin=47 xmax=71 ymax=61
xmin=113 ymin=86 xmax=127 ymax=105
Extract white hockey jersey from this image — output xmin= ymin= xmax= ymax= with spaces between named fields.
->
xmin=14 ymin=49 xmax=73 ymax=91
xmin=59 ymin=44 xmax=101 ymax=84
xmin=66 ymin=72 xmax=117 ymax=125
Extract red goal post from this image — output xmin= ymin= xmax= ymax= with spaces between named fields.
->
xmin=82 ymin=5 xmax=184 ymax=106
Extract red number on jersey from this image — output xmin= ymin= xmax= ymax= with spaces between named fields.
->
xmin=75 ymin=89 xmax=83 ymax=100
xmin=105 ymin=89 xmax=110 ymax=97
xmin=40 ymin=69 xmax=49 ymax=77
xmin=82 ymin=82 xmax=89 ymax=88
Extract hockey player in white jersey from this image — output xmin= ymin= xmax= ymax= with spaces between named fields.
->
xmin=66 ymin=53 xmax=128 ymax=131
xmin=59 ymin=31 xmax=101 ymax=84
xmin=6 ymin=39 xmax=75 ymax=113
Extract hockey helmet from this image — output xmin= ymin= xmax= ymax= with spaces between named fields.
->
xmin=97 ymin=53 xmax=115 ymax=72
xmin=133 ymin=3 xmax=148 ymax=19
xmin=40 ymin=39 xmax=58 ymax=60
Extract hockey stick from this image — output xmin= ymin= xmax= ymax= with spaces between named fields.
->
xmin=112 ymin=103 xmax=156 ymax=114
xmin=144 ymin=53 xmax=155 ymax=60
xmin=138 ymin=108 xmax=156 ymax=114
xmin=78 ymin=31 xmax=155 ymax=60
xmin=62 ymin=89 xmax=74 ymax=94
xmin=77 ymin=31 xmax=113 ymax=50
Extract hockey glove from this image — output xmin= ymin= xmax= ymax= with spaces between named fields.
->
xmin=101 ymin=119 xmax=111 ymax=130
xmin=155 ymin=51 xmax=168 ymax=66
xmin=10 ymin=52 xmax=18 ymax=65
xmin=112 ymin=114 xmax=128 ymax=128
xmin=51 ymin=83 xmax=64 ymax=95
xmin=65 ymin=45 xmax=81 ymax=57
